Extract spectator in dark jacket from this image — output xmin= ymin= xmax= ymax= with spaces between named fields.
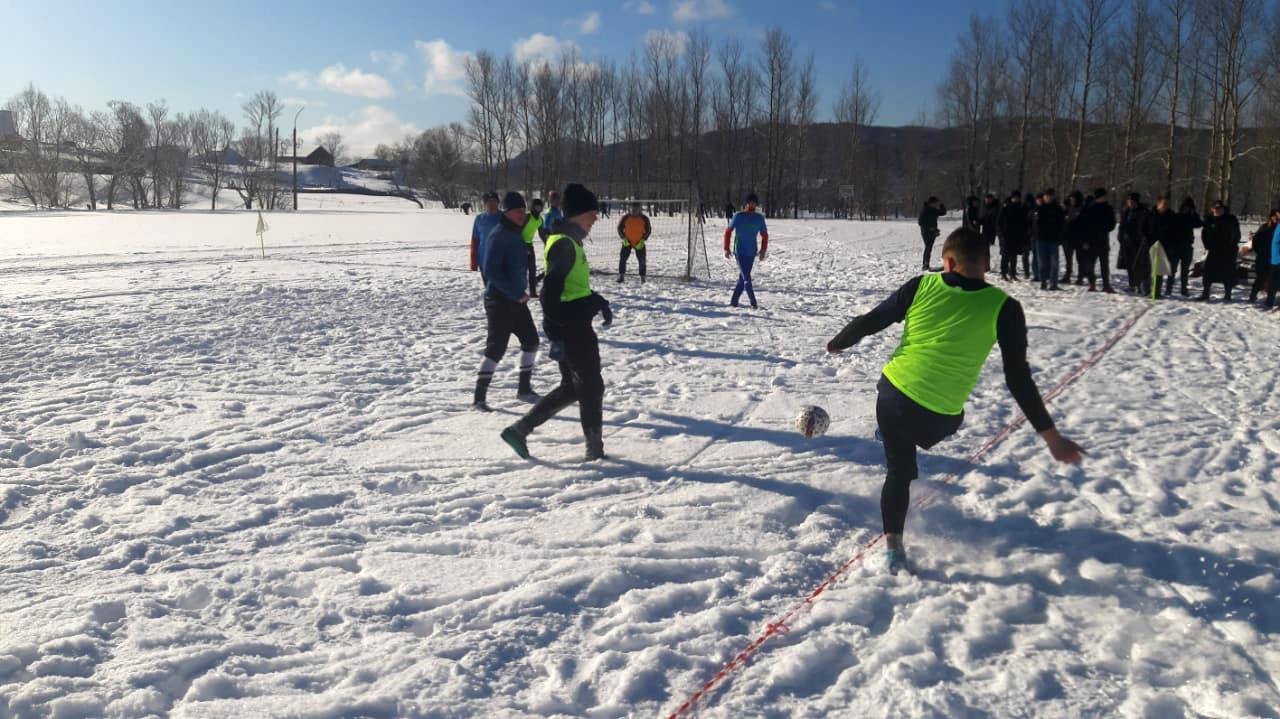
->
xmin=979 ymin=194 xmax=1000 ymax=250
xmin=1078 ymin=187 xmax=1117 ymax=293
xmin=1198 ymin=201 xmax=1241 ymax=302
xmin=1142 ymin=196 xmax=1180 ymax=297
xmin=1118 ymin=193 xmax=1148 ymax=293
xmin=1032 ymin=189 xmax=1067 ymax=290
xmin=918 ymin=197 xmax=947 ymax=270
xmin=1062 ymin=191 xmax=1087 ymax=284
xmin=1249 ymin=210 xmax=1278 ymax=303
xmin=964 ymin=196 xmax=981 ymax=233
xmin=1166 ymin=197 xmax=1203 ymax=297
xmin=996 ymin=192 xmax=1029 ymax=281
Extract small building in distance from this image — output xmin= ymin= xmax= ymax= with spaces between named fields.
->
xmin=277 ymin=147 xmax=334 ymax=167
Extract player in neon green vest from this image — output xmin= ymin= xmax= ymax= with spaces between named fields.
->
xmin=522 ymin=197 xmax=545 ymax=297
xmin=827 ymin=228 xmax=1085 ymax=574
xmin=502 ymin=183 xmax=614 ymax=462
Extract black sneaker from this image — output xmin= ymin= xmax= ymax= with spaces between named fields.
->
xmin=472 ymin=401 xmax=493 ymax=413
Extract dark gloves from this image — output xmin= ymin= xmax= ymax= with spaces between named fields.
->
xmin=599 ymin=296 xmax=613 ymax=328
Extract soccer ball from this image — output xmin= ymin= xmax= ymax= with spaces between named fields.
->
xmin=794 ymin=405 xmax=830 ymax=438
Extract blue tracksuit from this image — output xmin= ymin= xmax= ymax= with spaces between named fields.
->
xmin=472 ymin=211 xmax=502 ymax=276
xmin=726 ymin=210 xmax=768 ymax=307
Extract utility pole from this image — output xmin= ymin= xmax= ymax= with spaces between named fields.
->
xmin=292 ymin=106 xmax=304 ymax=211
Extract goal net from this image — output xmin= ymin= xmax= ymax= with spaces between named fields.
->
xmin=595 ymin=197 xmax=711 ymax=281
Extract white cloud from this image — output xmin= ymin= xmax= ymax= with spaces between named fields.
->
xmin=370 ymin=50 xmax=408 ymax=71
xmin=280 ymin=96 xmax=325 ymax=109
xmin=644 ymin=29 xmax=690 ymax=55
xmin=513 ymin=33 xmax=578 ymax=65
xmin=316 ymin=64 xmax=394 ymax=99
xmin=624 ymin=0 xmax=656 ymax=14
xmin=672 ymin=0 xmax=732 ymax=22
xmin=415 ymin=39 xmax=471 ymax=97
xmin=281 ymin=71 xmax=311 ymax=89
xmin=578 ymin=11 xmax=602 ymax=34
xmin=300 ymin=106 xmax=420 ymax=157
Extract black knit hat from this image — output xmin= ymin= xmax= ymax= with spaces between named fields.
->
xmin=502 ymin=191 xmax=526 ymax=211
xmin=562 ymin=183 xmax=599 ymax=218
xmin=746 ymin=192 xmax=760 ymax=205
xmin=482 ymin=190 xmax=499 ymax=201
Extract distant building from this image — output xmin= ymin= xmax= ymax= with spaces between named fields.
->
xmin=0 ymin=110 xmax=16 ymax=139
xmin=350 ymin=158 xmax=395 ymax=172
xmin=277 ymin=147 xmax=334 ymax=167
xmin=196 ymin=147 xmax=247 ymax=166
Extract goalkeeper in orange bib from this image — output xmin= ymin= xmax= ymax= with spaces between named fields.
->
xmin=827 ymin=227 xmax=1086 ymax=574
xmin=617 ymin=201 xmax=651 ymax=284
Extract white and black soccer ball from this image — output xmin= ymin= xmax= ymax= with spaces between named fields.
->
xmin=794 ymin=405 xmax=830 ymax=438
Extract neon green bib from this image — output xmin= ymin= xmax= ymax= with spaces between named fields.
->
xmin=882 ymin=274 xmax=1009 ymax=415
xmin=545 ymin=233 xmax=592 ymax=302
xmin=522 ymin=215 xmax=542 ymax=245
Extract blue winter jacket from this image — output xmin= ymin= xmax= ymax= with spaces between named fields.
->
xmin=728 ymin=211 xmax=769 ymax=257
xmin=472 ymin=212 xmax=503 ymax=274
xmin=483 ymin=217 xmax=530 ymax=302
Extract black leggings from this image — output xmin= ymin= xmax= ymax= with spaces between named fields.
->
xmin=876 ymin=376 xmax=963 ymax=536
xmin=620 ymin=244 xmax=647 ymax=278
xmin=519 ymin=323 xmax=604 ymax=436
xmin=921 ymin=229 xmax=938 ymax=269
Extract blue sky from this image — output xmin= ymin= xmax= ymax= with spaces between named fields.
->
xmin=3 ymin=0 xmax=987 ymax=155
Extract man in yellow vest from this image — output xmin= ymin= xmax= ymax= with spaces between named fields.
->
xmin=522 ymin=197 xmax=545 ymax=297
xmin=617 ymin=201 xmax=651 ymax=284
xmin=502 ymin=184 xmax=613 ymax=461
xmin=828 ymin=227 xmax=1085 ymax=574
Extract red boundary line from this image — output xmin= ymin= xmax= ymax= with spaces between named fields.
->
xmin=665 ymin=303 xmax=1154 ymax=718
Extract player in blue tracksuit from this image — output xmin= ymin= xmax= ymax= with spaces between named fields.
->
xmin=724 ymin=193 xmax=769 ymax=309
xmin=470 ymin=191 xmax=502 ymax=276
xmin=539 ymin=190 xmax=564 ymax=242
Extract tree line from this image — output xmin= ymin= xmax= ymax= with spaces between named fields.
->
xmin=7 ymin=0 xmax=1280 ymax=217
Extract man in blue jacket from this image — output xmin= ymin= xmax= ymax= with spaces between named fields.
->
xmin=470 ymin=191 xmax=502 ymax=275
xmin=473 ymin=191 xmax=540 ymax=411
xmin=539 ymin=190 xmax=564 ymax=242
xmin=724 ymin=193 xmax=769 ymax=309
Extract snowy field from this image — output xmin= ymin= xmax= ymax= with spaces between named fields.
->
xmin=1 ymin=197 xmax=1278 ymax=718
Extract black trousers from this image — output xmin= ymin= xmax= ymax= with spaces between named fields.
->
xmin=1081 ymin=241 xmax=1112 ymax=289
xmin=1166 ymin=244 xmax=1193 ymax=294
xmin=1268 ymin=265 xmax=1280 ymax=307
xmin=1250 ymin=259 xmax=1273 ymax=301
xmin=520 ymin=322 xmax=604 ymax=435
xmin=619 ymin=244 xmax=647 ymax=278
xmin=921 ymin=229 xmax=938 ymax=269
xmin=526 ymin=245 xmax=539 ymax=296
xmin=483 ymin=295 xmax=539 ymax=362
xmin=876 ymin=376 xmax=964 ymax=536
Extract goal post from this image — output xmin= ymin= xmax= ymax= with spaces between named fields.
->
xmin=599 ymin=192 xmax=710 ymax=281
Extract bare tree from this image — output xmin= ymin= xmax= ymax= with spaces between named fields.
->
xmin=146 ymin=100 xmax=169 ymax=207
xmin=1199 ymin=0 xmax=1265 ymax=207
xmin=405 ymin=123 xmax=470 ymax=207
xmin=1007 ymin=0 xmax=1053 ymax=192
xmin=4 ymin=86 xmax=74 ymax=208
xmin=236 ymin=90 xmax=284 ymax=210
xmin=317 ymin=130 xmax=346 ymax=165
xmin=68 ymin=107 xmax=105 ymax=209
xmin=464 ymin=51 xmax=499 ymax=188
xmin=760 ymin=26 xmax=795 ymax=215
xmin=835 ymin=57 xmax=881 ymax=217
xmin=792 ymin=55 xmax=818 ymax=218
xmin=191 ymin=109 xmax=235 ymax=210
xmin=1068 ymin=0 xmax=1118 ymax=188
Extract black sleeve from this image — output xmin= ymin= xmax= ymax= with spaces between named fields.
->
xmin=540 ymin=239 xmax=576 ymax=319
xmin=828 ymin=276 xmax=922 ymax=351
xmin=996 ymin=298 xmax=1054 ymax=432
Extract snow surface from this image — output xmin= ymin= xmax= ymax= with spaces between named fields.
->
xmin=1 ymin=197 xmax=1278 ymax=718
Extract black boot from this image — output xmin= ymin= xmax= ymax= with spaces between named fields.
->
xmin=501 ymin=421 xmax=531 ymax=459
xmin=473 ymin=377 xmax=492 ymax=412
xmin=517 ymin=371 xmax=539 ymax=402
xmin=584 ymin=428 xmax=605 ymax=462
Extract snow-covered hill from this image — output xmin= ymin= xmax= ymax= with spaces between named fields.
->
xmin=0 ymin=201 xmax=1276 ymax=718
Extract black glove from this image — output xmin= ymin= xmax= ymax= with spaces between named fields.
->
xmin=549 ymin=340 xmax=566 ymax=361
xmin=599 ymin=298 xmax=613 ymax=328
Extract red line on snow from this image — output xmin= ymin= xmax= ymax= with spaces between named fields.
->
xmin=665 ymin=302 xmax=1155 ymax=718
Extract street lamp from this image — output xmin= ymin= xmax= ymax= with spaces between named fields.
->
xmin=292 ymin=106 xmax=304 ymax=211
